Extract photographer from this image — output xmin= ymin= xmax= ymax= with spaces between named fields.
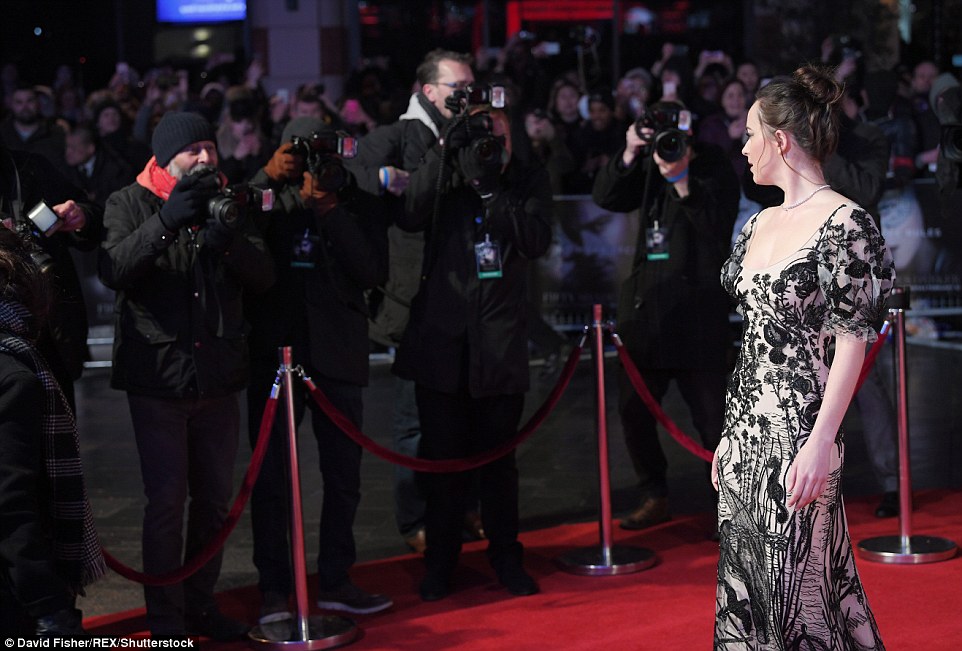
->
xmin=99 ymin=110 xmax=274 ymax=640
xmin=245 ymin=117 xmax=391 ymax=628
xmin=1 ymin=227 xmax=105 ymax=638
xmin=593 ymin=102 xmax=738 ymax=534
xmin=396 ymin=104 xmax=552 ymax=601
xmin=0 ymin=140 xmax=103 ymax=409
xmin=344 ymin=49 xmax=479 ymax=555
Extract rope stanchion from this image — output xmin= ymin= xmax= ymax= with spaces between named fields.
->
xmin=250 ymin=347 xmax=357 ymax=649
xmin=857 ymin=287 xmax=958 ymax=564
xmin=102 ymin=380 xmax=281 ymax=586
xmin=557 ymin=305 xmax=656 ymax=576
xmin=612 ymin=334 xmax=715 ymax=463
xmin=303 ymin=341 xmax=584 ymax=473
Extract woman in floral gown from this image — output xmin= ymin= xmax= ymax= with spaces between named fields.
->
xmin=712 ymin=66 xmax=893 ymax=649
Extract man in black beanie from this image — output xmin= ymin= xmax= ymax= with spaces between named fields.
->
xmin=244 ymin=117 xmax=390 ymax=636
xmin=99 ymin=110 xmax=275 ymax=640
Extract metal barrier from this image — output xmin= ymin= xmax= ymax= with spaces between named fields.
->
xmin=856 ymin=287 xmax=958 ymax=564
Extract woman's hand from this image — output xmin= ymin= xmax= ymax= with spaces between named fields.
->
xmin=786 ymin=437 xmax=833 ymax=509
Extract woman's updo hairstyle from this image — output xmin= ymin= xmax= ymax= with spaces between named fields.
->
xmin=755 ymin=65 xmax=844 ymax=164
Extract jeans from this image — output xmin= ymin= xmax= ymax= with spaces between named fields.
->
xmin=128 ymin=392 xmax=240 ymax=635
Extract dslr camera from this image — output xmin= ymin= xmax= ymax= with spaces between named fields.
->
xmin=208 ymin=183 xmax=275 ymax=227
xmin=445 ymin=84 xmax=506 ymax=167
xmin=289 ymin=130 xmax=358 ymax=193
xmin=634 ymin=104 xmax=692 ymax=163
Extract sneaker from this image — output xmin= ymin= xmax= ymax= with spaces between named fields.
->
xmin=257 ymin=591 xmax=293 ymax=642
xmin=316 ymin=581 xmax=393 ymax=615
xmin=186 ymin=608 xmax=249 ymax=641
xmin=619 ymin=497 xmax=670 ymax=530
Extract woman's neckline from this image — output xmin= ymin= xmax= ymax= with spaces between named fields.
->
xmin=739 ymin=203 xmax=850 ymax=272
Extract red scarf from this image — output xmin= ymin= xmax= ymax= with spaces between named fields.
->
xmin=136 ymin=156 xmax=227 ymax=199
xmin=136 ymin=156 xmax=178 ymax=200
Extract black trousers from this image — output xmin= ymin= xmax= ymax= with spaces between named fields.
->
xmin=617 ymin=365 xmax=727 ymax=501
xmin=247 ymin=357 xmax=363 ymax=594
xmin=414 ymin=385 xmax=525 ymax=573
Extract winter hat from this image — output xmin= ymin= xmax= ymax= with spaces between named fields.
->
xmin=151 ymin=110 xmax=216 ymax=167
xmin=281 ymin=116 xmax=331 ymax=143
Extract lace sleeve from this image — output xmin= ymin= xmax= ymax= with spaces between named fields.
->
xmin=817 ymin=206 xmax=896 ymax=342
xmin=721 ymin=211 xmax=757 ymax=297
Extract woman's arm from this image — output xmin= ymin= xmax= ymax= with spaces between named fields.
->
xmin=786 ymin=334 xmax=864 ymax=508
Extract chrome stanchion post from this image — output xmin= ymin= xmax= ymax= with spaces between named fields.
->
xmin=249 ymin=347 xmax=359 ymax=649
xmin=857 ymin=287 xmax=957 ymax=564
xmin=557 ymin=305 xmax=657 ymax=575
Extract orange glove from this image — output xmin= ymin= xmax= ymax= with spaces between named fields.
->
xmin=264 ymin=144 xmax=299 ymax=182
xmin=299 ymin=171 xmax=337 ymax=216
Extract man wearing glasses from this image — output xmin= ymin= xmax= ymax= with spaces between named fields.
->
xmin=347 ymin=50 xmax=480 ymax=558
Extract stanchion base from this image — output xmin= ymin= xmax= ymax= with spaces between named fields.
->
xmin=857 ymin=535 xmax=958 ymax=564
xmin=556 ymin=545 xmax=658 ymax=576
xmin=248 ymin=615 xmax=358 ymax=650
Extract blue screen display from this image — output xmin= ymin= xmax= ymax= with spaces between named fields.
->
xmin=156 ymin=0 xmax=246 ymax=23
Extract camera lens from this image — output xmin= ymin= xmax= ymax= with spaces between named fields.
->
xmin=654 ymin=129 xmax=688 ymax=163
xmin=208 ymin=196 xmax=239 ymax=227
xmin=472 ymin=136 xmax=500 ymax=164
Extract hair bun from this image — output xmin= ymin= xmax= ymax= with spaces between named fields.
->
xmin=793 ymin=65 xmax=844 ymax=108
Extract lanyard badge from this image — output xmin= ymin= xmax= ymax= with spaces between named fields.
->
xmin=474 ymin=233 xmax=503 ymax=279
xmin=645 ymin=219 xmax=670 ymax=261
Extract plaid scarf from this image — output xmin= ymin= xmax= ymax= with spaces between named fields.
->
xmin=0 ymin=298 xmax=105 ymax=590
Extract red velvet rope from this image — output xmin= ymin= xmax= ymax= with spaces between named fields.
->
xmin=102 ymin=392 xmax=280 ymax=586
xmin=612 ymin=336 xmax=716 ymax=463
xmin=304 ymin=343 xmax=584 ymax=473
xmin=614 ymin=324 xmax=891 ymax=464
xmin=854 ymin=321 xmax=890 ymax=393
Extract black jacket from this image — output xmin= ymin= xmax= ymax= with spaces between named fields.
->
xmin=394 ymin=145 xmax=553 ymax=397
xmin=0 ymin=149 xmax=103 ymax=384
xmin=99 ymin=180 xmax=275 ymax=398
xmin=593 ymin=142 xmax=739 ymax=369
xmin=345 ymin=93 xmax=444 ymax=348
xmin=0 ymin=353 xmax=73 ymax=621
xmin=247 ymin=168 xmax=389 ymax=386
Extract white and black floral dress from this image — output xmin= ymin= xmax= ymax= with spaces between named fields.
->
xmin=714 ymin=204 xmax=894 ymax=650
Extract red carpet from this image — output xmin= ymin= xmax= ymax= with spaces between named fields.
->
xmin=86 ymin=490 xmax=962 ymax=650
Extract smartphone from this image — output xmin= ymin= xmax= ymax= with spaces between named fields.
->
xmin=276 ymin=88 xmax=289 ymax=103
xmin=662 ymin=81 xmax=677 ymax=98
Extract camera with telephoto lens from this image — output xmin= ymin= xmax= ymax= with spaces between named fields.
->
xmin=289 ymin=130 xmax=357 ymax=193
xmin=633 ymin=104 xmax=692 ymax=163
xmin=207 ymin=183 xmax=275 ymax=227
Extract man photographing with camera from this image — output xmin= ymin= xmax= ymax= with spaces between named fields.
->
xmin=244 ymin=117 xmax=391 ymax=632
xmin=99 ymin=110 xmax=275 ymax=640
xmin=593 ymin=101 xmax=738 ymax=535
xmin=395 ymin=89 xmax=553 ymax=601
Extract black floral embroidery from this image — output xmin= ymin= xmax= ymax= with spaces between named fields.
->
xmin=714 ymin=205 xmax=892 ymax=650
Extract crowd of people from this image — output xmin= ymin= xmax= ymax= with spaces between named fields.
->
xmin=2 ymin=29 xmax=954 ymax=647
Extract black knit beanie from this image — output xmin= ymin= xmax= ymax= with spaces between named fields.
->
xmin=152 ymin=111 xmax=216 ymax=167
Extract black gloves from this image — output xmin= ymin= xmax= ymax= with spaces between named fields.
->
xmin=36 ymin=607 xmax=86 ymax=637
xmin=457 ymin=147 xmax=501 ymax=199
xmin=159 ymin=170 xmax=220 ymax=232
xmin=203 ymin=218 xmax=235 ymax=253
